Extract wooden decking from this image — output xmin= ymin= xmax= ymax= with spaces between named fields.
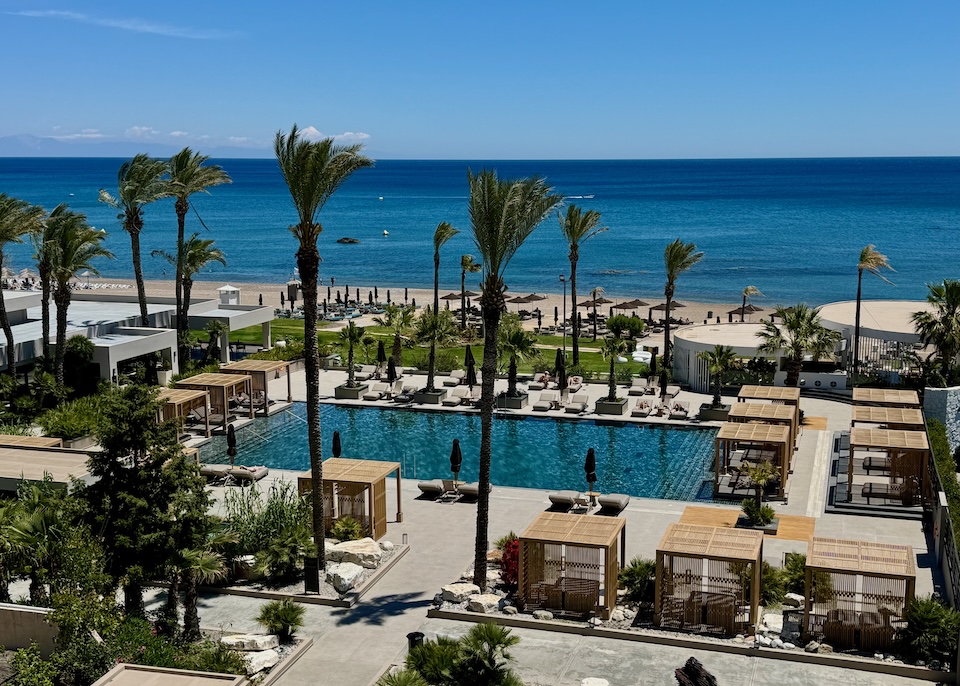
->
xmin=680 ymin=506 xmax=815 ymax=542
xmin=802 ymin=416 xmax=828 ymax=431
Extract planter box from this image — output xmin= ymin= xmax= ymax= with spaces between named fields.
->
xmin=156 ymin=370 xmax=174 ymax=386
xmin=334 ymin=383 xmax=369 ymax=400
xmin=735 ymin=515 xmax=780 ymax=535
xmin=63 ymin=434 xmax=97 ymax=450
xmin=497 ymin=393 xmax=528 ymax=410
xmin=698 ymin=403 xmax=731 ymax=421
xmin=413 ymin=389 xmax=446 ymax=404
xmin=595 ymin=398 xmax=628 ymax=416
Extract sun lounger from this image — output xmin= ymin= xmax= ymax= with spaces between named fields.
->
xmin=628 ymin=378 xmax=649 ymax=396
xmin=631 ymin=399 xmax=652 ymax=418
xmin=548 ymin=490 xmax=582 ymax=511
xmin=443 ymin=369 xmax=466 ymax=387
xmin=355 ymin=365 xmax=377 ymax=382
xmin=457 ymin=482 xmax=485 ymax=500
xmin=394 ymin=385 xmax=417 ymax=404
xmin=669 ymin=401 xmax=689 ymax=420
xmin=597 ymin=493 xmax=631 ymax=515
xmin=527 ymin=373 xmax=549 ymax=391
xmin=389 ymin=379 xmax=404 ymax=399
xmin=199 ymin=463 xmax=231 ymax=482
xmin=227 ymin=465 xmax=269 ymax=485
xmin=417 ymin=480 xmax=444 ymax=498
xmin=442 ymin=387 xmax=470 ymax=406
xmin=861 ymin=482 xmax=916 ymax=505
xmin=533 ymin=391 xmax=559 ymax=412
xmin=363 ymin=382 xmax=390 ymax=401
xmin=565 ymin=393 xmax=589 ymax=414
xmin=664 ymin=385 xmax=681 ymax=400
xmin=863 ymin=454 xmax=891 ymax=473
xmin=567 ymin=376 xmax=583 ymax=393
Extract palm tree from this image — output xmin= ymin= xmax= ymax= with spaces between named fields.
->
xmin=912 ymin=280 xmax=960 ymax=382
xmin=756 ymin=304 xmax=841 ymax=386
xmin=425 ymin=222 xmax=458 ymax=393
xmin=47 ymin=206 xmax=113 ymax=386
xmin=340 ymin=322 xmax=366 ymax=388
xmin=600 ymin=337 xmax=628 ymax=402
xmin=99 ymin=154 xmax=169 ymax=326
xmin=468 ymin=169 xmax=561 ymax=590
xmin=660 ymin=240 xmax=703 ymax=400
xmin=460 ymin=254 xmax=481 ymax=330
xmin=373 ymin=304 xmax=416 ymax=366
xmin=0 ymin=194 xmax=43 ymax=376
xmin=201 ymin=320 xmax=228 ymax=365
xmin=497 ymin=315 xmax=541 ymax=397
xmin=167 ymin=149 xmax=231 ymax=368
xmin=275 ymin=125 xmax=373 ymax=586
xmin=697 ymin=344 xmax=738 ymax=408
xmin=181 ymin=546 xmax=228 ymax=641
xmin=851 ymin=245 xmax=895 ymax=386
xmin=414 ymin=307 xmax=459 ymax=389
xmin=740 ymin=285 xmax=764 ymax=323
xmin=152 ymin=233 xmax=226 ymax=369
xmin=559 ymin=205 xmax=606 ymax=364
xmin=31 ymin=215 xmax=58 ymax=365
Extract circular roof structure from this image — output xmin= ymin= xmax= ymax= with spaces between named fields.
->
xmin=674 ymin=322 xmax=772 ymax=355
xmin=818 ymin=300 xmax=932 ymax=343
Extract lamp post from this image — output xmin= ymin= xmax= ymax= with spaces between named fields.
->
xmin=559 ymin=274 xmax=567 ymax=356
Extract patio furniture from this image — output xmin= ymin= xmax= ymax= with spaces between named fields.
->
xmin=631 ymin=399 xmax=652 ymax=418
xmin=567 ymin=376 xmax=583 ymax=393
xmin=628 ymin=378 xmax=648 ymax=396
xmin=597 ymin=493 xmax=630 ymax=515
xmin=565 ymin=393 xmax=589 ymax=414
xmin=533 ymin=391 xmax=559 ymax=412
xmin=457 ymin=482 xmax=486 ymax=500
xmin=355 ymin=365 xmax=378 ymax=382
xmin=227 ymin=464 xmax=269 ymax=485
xmin=861 ymin=481 xmax=917 ymax=505
xmin=363 ymin=383 xmax=390 ymax=401
xmin=848 ymin=428 xmax=930 ymax=507
xmin=417 ymin=480 xmax=444 ymax=498
xmin=548 ymin=490 xmax=581 ymax=511
xmin=714 ymin=422 xmax=791 ymax=500
xmin=394 ymin=385 xmax=417 ymax=403
xmin=443 ymin=369 xmax=466 ymax=387
xmin=863 ymin=454 xmax=892 ymax=473
xmin=299 ymin=458 xmax=403 ymax=539
xmin=442 ymin=387 xmax=470 ymax=406
xmin=669 ymin=401 xmax=690 ymax=420
xmin=199 ymin=463 xmax=231 ymax=482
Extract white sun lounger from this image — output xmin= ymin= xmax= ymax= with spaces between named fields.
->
xmin=564 ymin=393 xmax=589 ymax=414
xmin=363 ymin=382 xmax=390 ymax=401
xmin=443 ymin=369 xmax=466 ymax=387
xmin=533 ymin=391 xmax=559 ymax=412
xmin=628 ymin=378 xmax=649 ymax=396
xmin=442 ymin=387 xmax=470 ymax=406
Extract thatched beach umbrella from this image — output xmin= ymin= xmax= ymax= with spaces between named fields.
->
xmin=450 ymin=438 xmax=463 ymax=483
xmin=440 ymin=292 xmax=461 ymax=301
xmin=226 ymin=424 xmax=237 ymax=466
xmin=332 ymin=431 xmax=342 ymax=458
xmin=463 ymin=290 xmax=480 ymax=298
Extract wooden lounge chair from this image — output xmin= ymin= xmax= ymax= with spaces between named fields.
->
xmin=631 ymin=399 xmax=652 ymax=418
xmin=227 ymin=465 xmax=269 ymax=486
xmin=597 ymin=493 xmax=631 ymax=515
xmin=443 ymin=369 xmax=466 ymax=387
xmin=363 ymin=382 xmax=390 ymax=401
xmin=533 ymin=391 xmax=559 ymax=412
xmin=628 ymin=378 xmax=649 ymax=396
xmin=669 ymin=401 xmax=689 ymax=420
xmin=442 ymin=387 xmax=470 ymax=406
xmin=564 ymin=393 xmax=589 ymax=414
xmin=417 ymin=480 xmax=444 ymax=498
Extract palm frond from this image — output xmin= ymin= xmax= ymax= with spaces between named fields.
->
xmin=858 ymin=244 xmax=895 ymax=285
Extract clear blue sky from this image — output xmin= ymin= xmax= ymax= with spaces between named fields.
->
xmin=1 ymin=0 xmax=957 ymax=158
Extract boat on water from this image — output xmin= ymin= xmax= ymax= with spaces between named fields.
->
xmin=383 ymin=230 xmax=389 ymax=236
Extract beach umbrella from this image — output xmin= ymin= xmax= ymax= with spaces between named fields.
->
xmin=463 ymin=290 xmax=480 ymax=298
xmin=344 ymin=284 xmax=349 ymax=300
xmin=526 ymin=293 xmax=546 ymax=302
xmin=404 ymin=287 xmax=409 ymax=303
xmin=387 ymin=289 xmax=391 ymax=303
xmin=356 ymin=288 xmax=360 ymax=303
xmin=584 ymin=448 xmax=597 ymax=493
xmin=258 ymin=294 xmax=263 ymax=306
xmin=578 ymin=298 xmax=597 ymax=308
xmin=368 ymin=290 xmax=374 ymax=305
xmin=1 ymin=267 xmax=14 ymax=279
xmin=554 ymin=306 xmax=559 ymax=325
xmin=374 ymin=286 xmax=379 ymax=301
xmin=445 ymin=300 xmax=450 ymax=310
xmin=554 ymin=348 xmax=565 ymax=373
xmin=226 ymin=424 xmax=237 ymax=466
xmin=336 ymin=290 xmax=342 ymax=303
xmin=280 ymin=291 xmax=285 ymax=307
xmin=450 ymin=438 xmax=463 ymax=482
xmin=411 ymin=298 xmax=417 ymax=308
xmin=18 ymin=268 xmax=36 ymax=279
xmin=327 ymin=286 xmax=332 ymax=301
xmin=387 ymin=358 xmax=398 ymax=383
xmin=332 ymin=431 xmax=342 ymax=458
xmin=650 ymin=346 xmax=658 ymax=375
xmin=537 ymin=310 xmax=543 ymax=329
xmin=557 ymin=364 xmax=568 ymax=393
xmin=323 ymin=300 xmax=327 ymax=313
xmin=464 ymin=345 xmax=477 ymax=388
xmin=377 ymin=340 xmax=387 ymax=365
xmin=440 ymin=292 xmax=462 ymax=301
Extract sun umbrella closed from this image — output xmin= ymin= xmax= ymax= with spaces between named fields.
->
xmin=554 ymin=348 xmax=565 ymax=374
xmin=450 ymin=438 xmax=463 ymax=483
xmin=377 ymin=340 xmax=387 ymax=364
xmin=465 ymin=345 xmax=478 ymax=389
xmin=584 ymin=447 xmax=597 ymax=493
xmin=332 ymin=431 xmax=342 ymax=458
xmin=226 ymin=424 xmax=237 ymax=466
xmin=387 ymin=358 xmax=398 ymax=383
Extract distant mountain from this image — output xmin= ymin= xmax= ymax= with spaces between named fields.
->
xmin=0 ymin=134 xmax=274 ymax=158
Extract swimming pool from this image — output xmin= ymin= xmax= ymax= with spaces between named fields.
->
xmin=200 ymin=403 xmax=717 ymax=501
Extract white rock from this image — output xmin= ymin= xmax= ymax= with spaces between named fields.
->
xmin=610 ymin=609 xmax=625 ymax=622
xmin=581 ymin=679 xmax=610 ymax=686
xmin=244 ymin=648 xmax=280 ymax=673
xmin=772 ymin=638 xmax=784 ymax=649
xmin=380 ymin=540 xmax=395 ymax=551
xmin=533 ymin=610 xmax=554 ymax=620
xmin=874 ymin=653 xmax=884 ymax=661
xmin=441 ymin=582 xmax=480 ymax=603
xmin=589 ymin=617 xmax=603 ymax=626
xmin=756 ymin=635 xmax=772 ymax=647
xmin=783 ymin=593 xmax=805 ymax=608
xmin=220 ymin=633 xmax=279 ymax=651
xmin=326 ymin=562 xmax=365 ymax=593
xmin=503 ymin=605 xmax=518 ymax=615
xmin=466 ymin=593 xmax=501 ymax=613
xmin=805 ymin=641 xmax=820 ymax=653
xmin=487 ymin=569 xmax=501 ymax=585
xmin=622 ymin=609 xmax=635 ymax=619
xmin=783 ymin=642 xmax=795 ymax=650
xmin=326 ymin=537 xmax=383 ymax=569
xmin=762 ymin=613 xmax=784 ymax=634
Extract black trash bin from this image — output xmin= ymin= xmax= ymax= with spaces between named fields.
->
xmin=407 ymin=632 xmax=425 ymax=650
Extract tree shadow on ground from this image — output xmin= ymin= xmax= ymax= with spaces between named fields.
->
xmin=333 ymin=591 xmax=431 ymax=626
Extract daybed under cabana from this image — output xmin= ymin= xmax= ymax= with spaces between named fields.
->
xmin=175 ymin=373 xmax=253 ymax=433
xmin=297 ymin=458 xmax=402 ymax=540
xmin=847 ymin=427 xmax=930 ymax=507
xmin=803 ymin=537 xmax=915 ymax=652
xmin=156 ymin=387 xmax=211 ymax=439
xmin=517 ymin=511 xmax=626 ymax=619
xmin=220 ymin=359 xmax=293 ymax=415
xmin=655 ymin=523 xmax=763 ymax=636
xmin=852 ymin=388 xmax=921 ymax=409
xmin=714 ymin=421 xmax=791 ymax=500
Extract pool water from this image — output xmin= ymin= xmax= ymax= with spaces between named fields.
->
xmin=200 ymin=403 xmax=717 ymax=501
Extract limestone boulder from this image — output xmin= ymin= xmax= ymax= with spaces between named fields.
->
xmin=503 ymin=605 xmax=518 ymax=615
xmin=783 ymin=592 xmax=805 ymax=608
xmin=610 ymin=609 xmax=625 ymax=622
xmin=380 ymin=540 xmax=395 ymax=551
xmin=326 ymin=537 xmax=383 ymax=569
xmin=466 ymin=593 xmax=501 ymax=613
xmin=326 ymin=562 xmax=365 ymax=593
xmin=532 ymin=610 xmax=554 ymax=621
xmin=442 ymin=582 xmax=480 ymax=603
xmin=220 ymin=633 xmax=279 ymax=651
xmin=761 ymin=613 xmax=784 ymax=635
xmin=244 ymin=648 xmax=280 ymax=674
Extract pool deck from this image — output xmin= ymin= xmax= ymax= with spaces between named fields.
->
xmin=166 ymin=367 xmax=942 ymax=685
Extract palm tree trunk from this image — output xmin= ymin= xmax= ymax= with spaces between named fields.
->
xmin=593 ymin=303 xmax=598 ymax=341
xmin=426 ymin=337 xmax=438 ymax=393
xmin=473 ymin=297 xmax=500 ymax=591
xmin=508 ymin=357 xmax=518 ymax=396
xmin=660 ymin=293 xmax=672 ymax=401
xmin=175 ymin=200 xmax=188 ymax=363
xmin=165 ymin=569 xmax=180 ymax=627
xmin=608 ymin=355 xmax=617 ymax=401
xmin=183 ymin=570 xmax=200 ymax=641
xmin=124 ymin=580 xmax=145 ymax=618
xmin=392 ymin=333 xmax=402 ymax=367
xmin=570 ymin=258 xmax=579 ymax=365
xmin=0 ymin=566 xmax=9 ymax=603
xmin=297 ymin=246 xmax=325 ymax=583
xmin=0 ymin=254 xmax=16 ymax=378
xmin=427 ymin=255 xmax=441 ymax=393
xmin=852 ymin=269 xmax=863 ymax=388
xmin=181 ymin=278 xmax=194 ymax=370
xmin=129 ymin=229 xmax=149 ymax=327
xmin=53 ymin=287 xmax=70 ymax=386
xmin=741 ymin=293 xmax=747 ymax=323
xmin=347 ymin=341 xmax=356 ymax=387
xmin=40 ymin=270 xmax=51 ymax=363
xmin=461 ymin=269 xmax=467 ymax=331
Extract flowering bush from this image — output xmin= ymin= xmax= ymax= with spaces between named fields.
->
xmin=500 ymin=538 xmax=519 ymax=589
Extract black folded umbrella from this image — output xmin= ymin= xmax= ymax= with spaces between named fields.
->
xmin=387 ymin=358 xmax=398 ymax=383
xmin=226 ymin=424 xmax=237 ymax=466
xmin=554 ymin=348 xmax=565 ymax=374
xmin=332 ymin=431 xmax=342 ymax=458
xmin=450 ymin=438 xmax=463 ymax=482
xmin=377 ymin=340 xmax=387 ymax=364
xmin=584 ymin=447 xmax=597 ymax=492
xmin=465 ymin=345 xmax=477 ymax=388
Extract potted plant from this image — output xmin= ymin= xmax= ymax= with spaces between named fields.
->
xmin=496 ymin=313 xmax=540 ymax=409
xmin=334 ymin=321 xmax=369 ymax=399
xmin=737 ymin=461 xmax=780 ymax=533
xmin=413 ymin=307 xmax=458 ymax=403
xmin=697 ymin=344 xmax=738 ymax=421
xmin=595 ymin=335 xmax=629 ymax=415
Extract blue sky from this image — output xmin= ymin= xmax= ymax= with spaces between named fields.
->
xmin=1 ymin=0 xmax=957 ymax=158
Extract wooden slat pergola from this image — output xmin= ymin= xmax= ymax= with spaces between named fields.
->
xmin=0 ymin=434 xmax=63 ymax=448
xmin=847 ymin=427 xmax=930 ymax=505
xmin=728 ymin=402 xmax=797 ymax=452
xmin=714 ymin=422 xmax=792 ymax=498
xmin=517 ymin=511 xmax=626 ymax=619
xmin=157 ymin=388 xmax=211 ymax=438
xmin=175 ymin=373 xmax=253 ymax=433
xmin=736 ymin=385 xmax=800 ymax=449
xmin=851 ymin=406 xmax=925 ymax=431
xmin=803 ymin=537 xmax=916 ymax=652
xmin=0 ymin=445 xmax=90 ymax=491
xmin=655 ymin=523 xmax=763 ymax=636
xmin=221 ymin=359 xmax=293 ymax=413
xmin=852 ymin=388 xmax=921 ymax=409
xmin=297 ymin=458 xmax=402 ymax=540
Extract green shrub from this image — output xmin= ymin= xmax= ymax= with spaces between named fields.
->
xmin=249 ymin=340 xmax=305 ymax=362
xmin=567 ymin=363 xmax=594 ymax=380
xmin=494 ymin=531 xmax=518 ymax=551
xmin=741 ymin=499 xmax=776 ymax=526
xmin=256 ymin=598 xmax=305 ymax=642
xmin=11 ymin=642 xmax=58 ymax=686
xmin=178 ymin=640 xmax=247 ymax=674
xmin=618 ymin=556 xmax=656 ymax=603
xmin=171 ymin=362 xmax=221 ymax=384
xmin=376 ymin=669 xmax=430 ymax=686
xmin=223 ymin=480 xmax=312 ymax=560
xmin=37 ymin=394 xmax=107 ymax=440
xmin=405 ymin=636 xmax=460 ymax=684
xmin=408 ymin=349 xmax=460 ymax=373
xmin=781 ymin=552 xmax=806 ymax=595
xmin=254 ymin=521 xmax=315 ymax=581
xmin=760 ymin=561 xmax=786 ymax=605
xmin=531 ymin=359 xmax=552 ymax=374
xmin=899 ymin=595 xmax=960 ymax=663
xmin=614 ymin=366 xmax=635 ymax=385
xmin=929 ymin=419 xmax=960 ymax=539
xmin=331 ymin=516 xmax=364 ymax=541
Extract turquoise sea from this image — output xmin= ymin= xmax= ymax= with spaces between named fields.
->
xmin=0 ymin=157 xmax=957 ymax=304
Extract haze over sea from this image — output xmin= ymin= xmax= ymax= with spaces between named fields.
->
xmin=1 ymin=157 xmax=957 ymax=305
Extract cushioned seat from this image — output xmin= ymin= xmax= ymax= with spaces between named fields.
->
xmin=417 ymin=480 xmax=444 ymax=498
xmin=548 ymin=490 xmax=581 ymax=510
xmin=597 ymin=493 xmax=630 ymax=514
xmin=199 ymin=463 xmax=231 ymax=481
xmin=228 ymin=465 xmax=269 ymax=485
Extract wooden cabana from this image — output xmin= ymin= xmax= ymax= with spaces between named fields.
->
xmin=0 ymin=435 xmax=63 ymax=448
xmin=175 ymin=373 xmax=253 ymax=433
xmin=803 ymin=537 xmax=915 ymax=652
xmin=728 ymin=402 xmax=797 ymax=452
xmin=297 ymin=458 xmax=402 ymax=540
xmin=156 ymin=388 xmax=211 ymax=438
xmin=714 ymin=422 xmax=791 ymax=500
xmin=852 ymin=388 xmax=921 ymax=409
xmin=847 ymin=427 xmax=930 ymax=506
xmin=737 ymin=385 xmax=800 ymax=449
xmin=517 ymin=511 xmax=626 ymax=619
xmin=0 ymin=445 xmax=91 ymax=492
xmin=851 ymin=406 xmax=925 ymax=432
xmin=655 ymin=523 xmax=763 ymax=636
xmin=220 ymin=359 xmax=293 ymax=414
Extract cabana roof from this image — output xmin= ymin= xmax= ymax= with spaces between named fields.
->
xmin=520 ymin=511 xmax=625 ymax=549
xmin=321 ymin=457 xmax=400 ymax=485
xmin=807 ymin=537 xmax=915 ymax=578
xmin=658 ymin=523 xmax=762 ymax=562
xmin=221 ymin=359 xmax=288 ymax=374
xmin=849 ymin=427 xmax=929 ymax=452
xmin=157 ymin=388 xmax=208 ymax=407
xmin=737 ymin=385 xmax=800 ymax=403
xmin=92 ymin=663 xmax=245 ymax=686
xmin=716 ymin=422 xmax=790 ymax=445
xmin=851 ymin=406 xmax=925 ymax=428
xmin=0 ymin=434 xmax=63 ymax=448
xmin=0 ymin=446 xmax=89 ymax=488
xmin=728 ymin=403 xmax=795 ymax=422
xmin=176 ymin=373 xmax=251 ymax=388
xmin=852 ymin=388 xmax=921 ymax=408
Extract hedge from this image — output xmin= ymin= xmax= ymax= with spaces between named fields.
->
xmin=928 ymin=419 xmax=960 ymax=539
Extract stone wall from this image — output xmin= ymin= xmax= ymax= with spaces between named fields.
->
xmin=924 ymin=385 xmax=960 ymax=451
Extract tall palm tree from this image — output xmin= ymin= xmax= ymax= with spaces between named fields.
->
xmin=47 ymin=206 xmax=113 ymax=385
xmin=468 ymin=169 xmax=561 ymax=590
xmin=697 ymin=344 xmax=738 ymax=408
xmin=740 ymin=285 xmax=764 ymax=323
xmin=31 ymin=213 xmax=58 ymax=365
xmin=912 ymin=280 xmax=960 ymax=382
xmin=497 ymin=315 xmax=541 ymax=397
xmin=852 ymin=245 xmax=894 ymax=386
xmin=756 ymin=304 xmax=841 ymax=386
xmin=373 ymin=303 xmax=416 ymax=366
xmin=425 ymin=222 xmax=458 ymax=393
xmin=275 ymin=125 xmax=372 ymax=586
xmin=181 ymin=546 xmax=228 ymax=641
xmin=559 ymin=205 xmax=606 ymax=364
xmin=660 ymin=239 xmax=703 ymax=400
xmin=167 ymin=149 xmax=231 ymax=368
xmin=600 ymin=336 xmax=628 ymax=402
xmin=99 ymin=154 xmax=169 ymax=326
xmin=339 ymin=322 xmax=365 ymax=387
xmin=153 ymin=233 xmax=226 ymax=368
xmin=0 ymin=194 xmax=44 ymax=376
xmin=460 ymin=254 xmax=481 ymax=330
